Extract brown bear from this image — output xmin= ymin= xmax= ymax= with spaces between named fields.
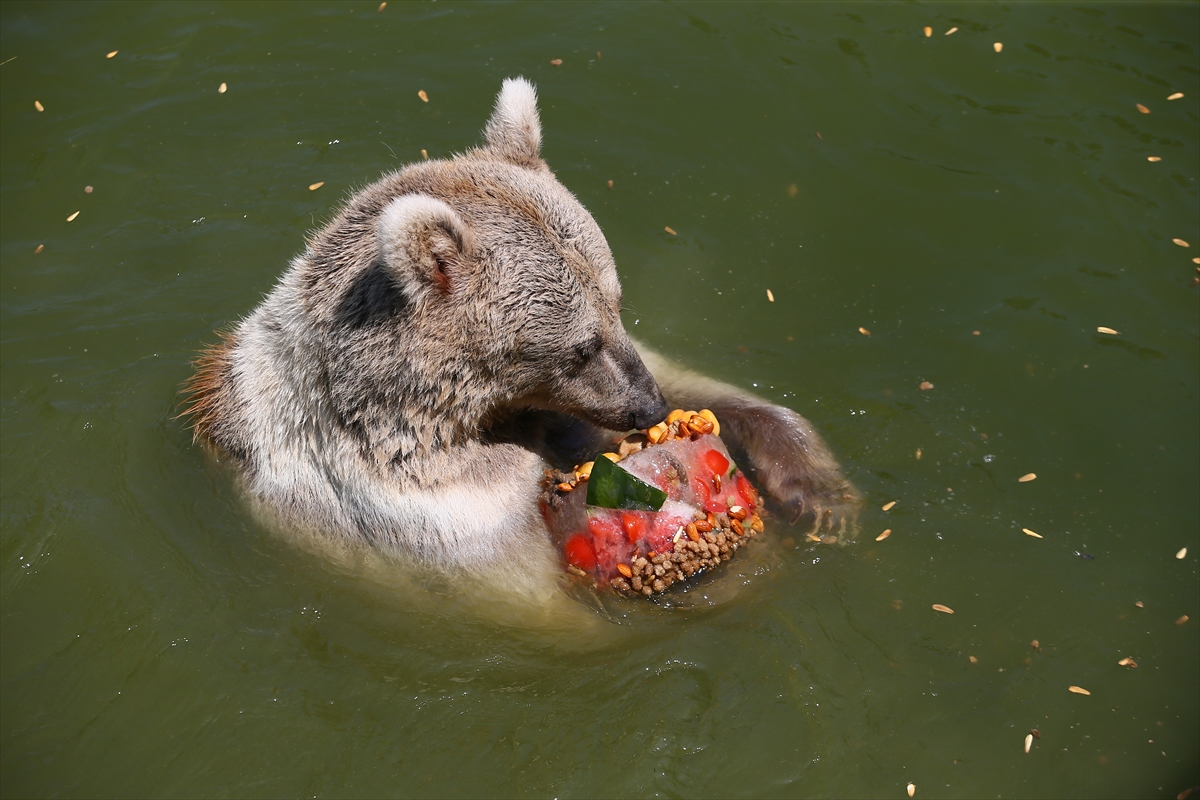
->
xmin=184 ymin=78 xmax=855 ymax=595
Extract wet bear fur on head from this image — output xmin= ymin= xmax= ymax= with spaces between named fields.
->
xmin=184 ymin=78 xmax=856 ymax=595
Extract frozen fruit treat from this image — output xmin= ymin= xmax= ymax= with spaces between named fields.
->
xmin=540 ymin=410 xmax=764 ymax=597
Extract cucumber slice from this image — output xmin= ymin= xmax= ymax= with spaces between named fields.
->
xmin=585 ymin=454 xmax=667 ymax=511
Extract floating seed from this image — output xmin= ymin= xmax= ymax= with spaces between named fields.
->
xmin=1172 ymin=238 xmax=1189 ymax=248
xmin=1024 ymin=733 xmax=1033 ymax=753
xmin=418 ymin=89 xmax=428 ymax=102
xmin=576 ymin=461 xmax=593 ymax=480
xmin=1031 ymin=728 xmax=1040 ymax=739
xmin=421 ymin=149 xmax=428 ymax=159
xmin=34 ymin=244 xmax=44 ymax=254
xmin=1068 ymin=685 xmax=1091 ymax=695
xmin=556 ymin=482 xmax=573 ymax=493
xmin=1031 ymin=639 xmax=1040 ymax=649
xmin=106 ymin=50 xmax=118 ymax=58
xmin=993 ymin=42 xmax=1003 ymax=52
xmin=1118 ymin=657 xmax=1137 ymax=667
xmin=308 ymin=181 xmax=324 ymax=191
xmin=882 ymin=500 xmax=896 ymax=511
xmin=698 ymin=409 xmax=719 ymax=435
xmin=1135 ymin=600 xmax=1144 ymax=608
xmin=787 ymin=183 xmax=798 ymax=197
xmin=915 ymin=448 xmax=922 ymax=459
xmin=1177 ymin=547 xmax=1188 ymax=560
xmin=664 ymin=225 xmax=676 ymax=235
xmin=1097 ymin=327 xmax=1119 ymax=335
xmin=907 ymin=782 xmax=916 ymax=798
xmin=932 ymin=604 xmax=954 ymax=614
xmin=84 ymin=185 xmax=93 ymax=194
xmin=378 ymin=1 xmax=386 ymax=8
xmin=923 ymin=26 xmax=932 ymax=37
xmin=876 ymin=529 xmax=892 ymax=541
xmin=218 ymin=82 xmax=227 ymax=93
xmin=550 ymin=58 xmax=563 ymax=66
xmin=919 ymin=381 xmax=934 ymax=391
xmin=606 ymin=179 xmax=614 ymax=189
xmin=1023 ymin=528 xmax=1043 ymax=539
xmin=1166 ymin=92 xmax=1183 ymax=100
xmin=34 ymin=100 xmax=44 ymax=112
xmin=66 ymin=211 xmax=79 ymax=222
xmin=1018 ymin=473 xmax=1036 ymax=482
xmin=858 ymin=326 xmax=871 ymax=335
xmin=1136 ymin=103 xmax=1150 ymax=114
xmin=945 ymin=27 xmax=958 ymax=35
xmin=617 ymin=563 xmax=633 ymax=579
xmin=1148 ymin=156 xmax=1162 ymax=162
xmin=969 ymin=655 xmax=977 ymax=663
xmin=1177 ymin=615 xmax=1189 ymax=625
xmin=766 ymin=288 xmax=775 ymax=302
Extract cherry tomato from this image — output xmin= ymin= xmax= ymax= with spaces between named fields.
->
xmin=621 ymin=512 xmax=648 ymax=543
xmin=564 ymin=534 xmax=597 ymax=571
xmin=703 ymin=449 xmax=730 ymax=477
xmin=736 ymin=473 xmax=759 ymax=509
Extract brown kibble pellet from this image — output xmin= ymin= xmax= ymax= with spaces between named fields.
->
xmin=932 ymin=604 xmax=954 ymax=614
xmin=875 ymin=529 xmax=892 ymax=541
xmin=418 ymin=90 xmax=429 ymax=102
xmin=1136 ymin=103 xmax=1150 ymax=114
xmin=1068 ymin=685 xmax=1091 ymax=695
xmin=308 ymin=182 xmax=324 ymax=191
xmin=1018 ymin=473 xmax=1037 ymax=482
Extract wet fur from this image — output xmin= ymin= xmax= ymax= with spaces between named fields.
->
xmin=183 ymin=78 xmax=856 ymax=596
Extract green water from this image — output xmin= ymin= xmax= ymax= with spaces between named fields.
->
xmin=2 ymin=2 xmax=1197 ymax=797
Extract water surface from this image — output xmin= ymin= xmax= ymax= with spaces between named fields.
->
xmin=2 ymin=2 xmax=1197 ymax=798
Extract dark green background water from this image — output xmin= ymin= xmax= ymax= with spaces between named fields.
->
xmin=2 ymin=2 xmax=1197 ymax=798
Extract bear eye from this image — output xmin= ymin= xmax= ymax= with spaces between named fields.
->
xmin=572 ymin=334 xmax=602 ymax=364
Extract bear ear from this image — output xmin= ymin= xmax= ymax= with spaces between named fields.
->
xmin=377 ymin=195 xmax=475 ymax=298
xmin=482 ymin=77 xmax=543 ymax=167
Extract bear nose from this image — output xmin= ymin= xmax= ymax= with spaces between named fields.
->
xmin=629 ymin=392 xmax=668 ymax=431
